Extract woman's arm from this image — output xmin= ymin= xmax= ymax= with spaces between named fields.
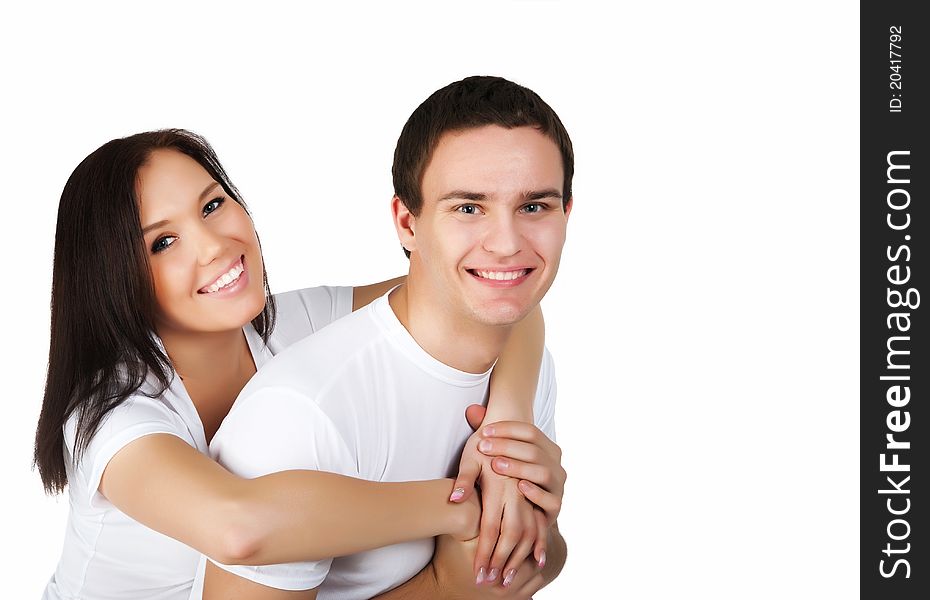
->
xmin=98 ymin=276 xmax=463 ymax=566
xmin=452 ymin=305 xmax=544 ymax=495
xmin=451 ymin=305 xmax=546 ymax=583
xmin=354 ymin=279 xmax=543 ymax=424
xmin=353 ymin=276 xmax=406 ymax=311
xmin=374 ymin=419 xmax=568 ymax=600
xmin=483 ymin=304 xmax=544 ymax=423
xmin=101 ymin=434 xmax=478 ymax=565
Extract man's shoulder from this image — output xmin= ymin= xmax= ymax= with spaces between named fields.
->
xmin=243 ymin=303 xmax=387 ymax=399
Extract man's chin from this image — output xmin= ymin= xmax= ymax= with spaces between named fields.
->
xmin=470 ymin=302 xmax=534 ymax=327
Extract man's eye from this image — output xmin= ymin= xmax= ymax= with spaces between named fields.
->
xmin=457 ymin=204 xmax=479 ymax=215
xmin=151 ymin=236 xmax=177 ymax=253
xmin=522 ymin=203 xmax=546 ymax=214
xmin=203 ymin=197 xmax=225 ymax=216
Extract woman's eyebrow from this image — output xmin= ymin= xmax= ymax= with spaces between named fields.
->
xmin=199 ymin=181 xmax=220 ymax=200
xmin=142 ymin=220 xmax=169 ymax=235
xmin=142 ymin=182 xmax=222 ymax=234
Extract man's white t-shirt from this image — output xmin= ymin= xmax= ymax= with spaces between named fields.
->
xmin=43 ymin=286 xmax=354 ymax=600
xmin=192 ymin=293 xmax=557 ymax=600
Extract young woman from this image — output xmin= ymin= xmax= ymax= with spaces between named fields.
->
xmin=34 ymin=130 xmax=562 ymax=599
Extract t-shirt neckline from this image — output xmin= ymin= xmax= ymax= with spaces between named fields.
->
xmin=369 ymin=293 xmax=493 ymax=387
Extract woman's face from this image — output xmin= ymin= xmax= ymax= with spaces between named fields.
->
xmin=137 ymin=149 xmax=266 ymax=337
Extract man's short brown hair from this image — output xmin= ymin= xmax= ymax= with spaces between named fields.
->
xmin=392 ymin=76 xmax=574 ymax=221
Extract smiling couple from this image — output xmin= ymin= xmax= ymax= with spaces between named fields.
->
xmin=39 ymin=75 xmax=572 ymax=600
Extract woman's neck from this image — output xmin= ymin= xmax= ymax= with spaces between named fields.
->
xmin=158 ymin=327 xmax=252 ymax=381
xmin=156 ymin=326 xmax=257 ymax=442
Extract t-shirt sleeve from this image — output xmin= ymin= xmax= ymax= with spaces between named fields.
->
xmin=64 ymin=394 xmax=192 ymax=510
xmin=270 ymin=285 xmax=354 ymax=346
xmin=206 ymin=386 xmax=358 ymax=591
xmin=532 ymin=348 xmax=558 ymax=442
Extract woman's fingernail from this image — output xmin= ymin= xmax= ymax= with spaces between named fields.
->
xmin=483 ymin=425 xmax=495 ymax=436
xmin=538 ymin=551 xmax=547 ymax=568
xmin=476 ymin=567 xmax=486 ymax=584
xmin=478 ymin=439 xmax=492 ymax=453
xmin=503 ymin=569 xmax=516 ymax=587
xmin=449 ymin=487 xmax=465 ymax=502
xmin=487 ymin=567 xmax=500 ymax=582
xmin=495 ymin=458 xmax=509 ymax=470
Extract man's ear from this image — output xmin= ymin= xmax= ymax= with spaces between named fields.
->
xmin=563 ymin=196 xmax=573 ymax=220
xmin=391 ymin=195 xmax=417 ymax=253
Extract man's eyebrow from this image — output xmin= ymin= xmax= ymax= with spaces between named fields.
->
xmin=438 ymin=190 xmax=488 ymax=202
xmin=437 ymin=189 xmax=563 ymax=203
xmin=142 ymin=182 xmax=221 ymax=235
xmin=526 ymin=189 xmax=563 ymax=202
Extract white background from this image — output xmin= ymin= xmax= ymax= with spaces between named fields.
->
xmin=1 ymin=1 xmax=858 ymax=598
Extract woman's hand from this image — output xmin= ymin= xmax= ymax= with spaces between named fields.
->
xmin=452 ymin=405 xmax=564 ymax=587
xmin=478 ymin=421 xmax=566 ymax=527
xmin=433 ymin=534 xmax=547 ymax=600
xmin=453 ymin=430 xmax=541 ymax=586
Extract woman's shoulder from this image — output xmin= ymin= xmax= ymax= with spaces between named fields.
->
xmin=63 ymin=375 xmax=197 ymax=469
xmin=266 ymin=285 xmax=355 ymax=350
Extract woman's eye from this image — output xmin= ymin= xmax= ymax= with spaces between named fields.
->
xmin=203 ymin=197 xmax=225 ymax=216
xmin=457 ymin=204 xmax=479 ymax=215
xmin=151 ymin=235 xmax=177 ymax=253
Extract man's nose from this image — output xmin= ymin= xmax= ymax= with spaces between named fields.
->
xmin=481 ymin=214 xmax=521 ymax=256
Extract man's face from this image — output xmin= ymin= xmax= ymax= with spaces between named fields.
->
xmin=399 ymin=125 xmax=571 ymax=327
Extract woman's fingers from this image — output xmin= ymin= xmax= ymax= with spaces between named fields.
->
xmin=451 ymin=433 xmax=484 ymax=502
xmin=491 ymin=456 xmax=565 ymax=494
xmin=478 ymin=437 xmax=550 ymax=465
xmin=533 ymin=508 xmax=549 ymax=568
xmin=496 ymin=509 xmax=537 ymax=588
xmin=487 ymin=502 xmax=527 ymax=585
xmin=450 ymin=454 xmax=480 ymax=503
xmin=518 ymin=479 xmax=563 ymax=524
xmin=481 ymin=421 xmax=549 ymax=445
xmin=473 ymin=490 xmax=503 ymax=583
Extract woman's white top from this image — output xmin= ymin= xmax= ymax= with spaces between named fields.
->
xmin=42 ymin=286 xmax=353 ymax=600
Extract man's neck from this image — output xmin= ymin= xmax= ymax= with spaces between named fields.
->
xmin=388 ymin=281 xmax=512 ymax=374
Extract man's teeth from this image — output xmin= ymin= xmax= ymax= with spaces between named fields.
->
xmin=473 ymin=269 xmax=528 ymax=281
xmin=205 ymin=263 xmax=244 ymax=293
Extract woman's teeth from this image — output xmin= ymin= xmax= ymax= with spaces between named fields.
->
xmin=204 ymin=262 xmax=244 ymax=293
xmin=473 ymin=269 xmax=528 ymax=281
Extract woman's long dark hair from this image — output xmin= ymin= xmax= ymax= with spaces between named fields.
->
xmin=34 ymin=129 xmax=276 ymax=494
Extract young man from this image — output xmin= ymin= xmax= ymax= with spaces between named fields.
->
xmin=196 ymin=76 xmax=573 ymax=599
